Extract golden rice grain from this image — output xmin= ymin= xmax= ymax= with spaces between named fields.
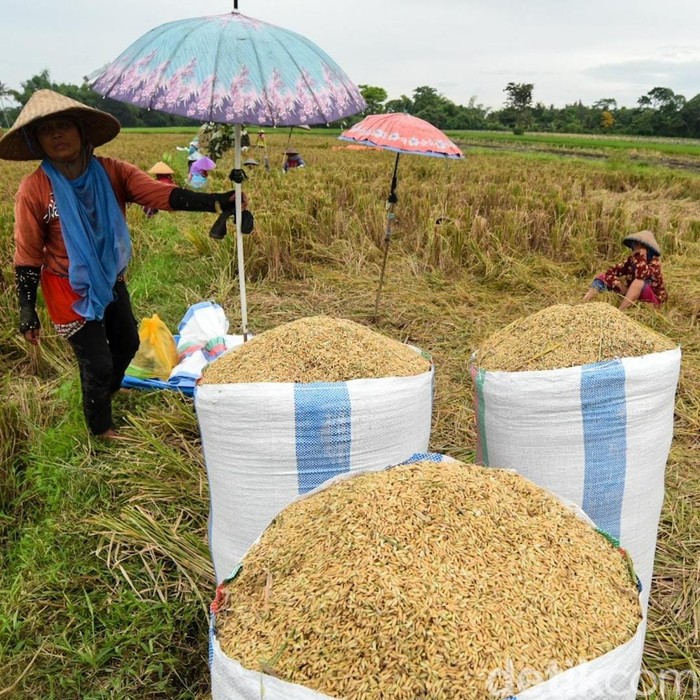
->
xmin=200 ymin=316 xmax=431 ymax=384
xmin=475 ymin=302 xmax=675 ymax=372
xmin=215 ymin=460 xmax=641 ymax=700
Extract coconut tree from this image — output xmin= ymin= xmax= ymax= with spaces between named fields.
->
xmin=0 ymin=82 xmax=13 ymax=128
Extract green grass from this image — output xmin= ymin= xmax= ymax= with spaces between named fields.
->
xmin=450 ymin=129 xmax=700 ymax=158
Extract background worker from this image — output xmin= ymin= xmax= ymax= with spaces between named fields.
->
xmin=283 ymin=148 xmax=305 ymax=172
xmin=583 ymin=230 xmax=667 ymax=310
xmin=143 ymin=161 xmax=176 ymax=217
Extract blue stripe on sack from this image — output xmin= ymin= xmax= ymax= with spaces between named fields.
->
xmin=402 ymin=452 xmax=446 ymax=464
xmin=208 ymin=614 xmax=216 ymax=667
xmin=294 ymin=382 xmax=352 ymax=494
xmin=581 ymin=360 xmax=627 ymax=540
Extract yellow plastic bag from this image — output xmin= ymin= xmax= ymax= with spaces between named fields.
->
xmin=126 ymin=314 xmax=179 ymax=380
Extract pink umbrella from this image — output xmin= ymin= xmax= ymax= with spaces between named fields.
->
xmin=339 ymin=113 xmax=463 ymax=316
xmin=191 ymin=156 xmax=216 ymax=174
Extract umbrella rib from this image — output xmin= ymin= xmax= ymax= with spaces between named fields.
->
xmin=265 ymin=30 xmax=334 ymax=125
xmin=242 ymin=16 xmax=274 ymax=125
xmin=210 ymin=18 xmax=227 ymax=119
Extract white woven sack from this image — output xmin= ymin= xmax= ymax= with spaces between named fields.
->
xmin=209 ymin=455 xmax=645 ymax=700
xmin=210 ymin=626 xmax=646 ymax=700
xmin=195 ymin=365 xmax=433 ymax=583
xmin=471 ymin=347 xmax=681 ymax=611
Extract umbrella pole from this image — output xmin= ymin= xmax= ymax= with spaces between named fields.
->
xmin=282 ymin=127 xmax=292 ymax=171
xmin=374 ymin=152 xmax=400 ymax=319
xmin=233 ymin=124 xmax=250 ymax=340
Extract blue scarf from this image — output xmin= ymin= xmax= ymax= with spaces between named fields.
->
xmin=42 ymin=158 xmax=132 ymax=321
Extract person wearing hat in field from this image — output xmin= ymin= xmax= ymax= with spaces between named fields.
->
xmin=186 ymin=138 xmax=201 ymax=173
xmin=1 ymin=89 xmax=253 ymax=440
xmin=283 ymin=148 xmax=305 ymax=173
xmin=143 ymin=161 xmax=176 ymax=218
xmin=582 ymin=230 xmax=667 ymax=310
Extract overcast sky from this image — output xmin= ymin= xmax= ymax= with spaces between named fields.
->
xmin=2 ymin=0 xmax=699 ymax=110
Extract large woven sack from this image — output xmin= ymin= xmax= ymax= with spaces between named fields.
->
xmin=195 ymin=365 xmax=433 ymax=583
xmin=470 ymin=347 xmax=681 ymax=610
xmin=208 ymin=453 xmax=646 ymax=700
xmin=209 ymin=633 xmax=646 ymax=700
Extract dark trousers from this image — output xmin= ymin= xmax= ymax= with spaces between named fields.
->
xmin=67 ymin=281 xmax=139 ymax=435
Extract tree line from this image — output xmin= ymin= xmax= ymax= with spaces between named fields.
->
xmin=359 ymin=83 xmax=700 ymax=138
xmin=2 ymin=71 xmax=700 ymax=139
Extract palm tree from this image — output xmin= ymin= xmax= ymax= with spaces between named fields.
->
xmin=0 ymin=82 xmax=13 ymax=128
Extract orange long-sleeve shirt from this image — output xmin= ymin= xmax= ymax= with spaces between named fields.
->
xmin=13 ymin=156 xmax=176 ymax=276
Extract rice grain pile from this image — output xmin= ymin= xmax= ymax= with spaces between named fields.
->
xmin=200 ymin=316 xmax=431 ymax=384
xmin=475 ymin=302 xmax=675 ymax=372
xmin=215 ymin=460 xmax=641 ymax=700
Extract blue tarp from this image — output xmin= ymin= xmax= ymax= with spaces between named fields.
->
xmin=121 ymin=374 xmax=195 ymax=396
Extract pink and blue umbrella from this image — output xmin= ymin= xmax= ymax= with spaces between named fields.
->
xmin=339 ymin=112 xmax=463 ymax=158
xmin=91 ymin=11 xmax=365 ymax=127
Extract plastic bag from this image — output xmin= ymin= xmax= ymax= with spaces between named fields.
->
xmin=126 ymin=314 xmax=179 ymax=380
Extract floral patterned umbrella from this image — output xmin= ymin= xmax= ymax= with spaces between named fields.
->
xmin=339 ymin=112 xmax=463 ymax=158
xmin=90 ymin=12 xmax=365 ymax=127
xmin=90 ymin=5 xmax=366 ymax=337
xmin=339 ymin=113 xmax=463 ymax=317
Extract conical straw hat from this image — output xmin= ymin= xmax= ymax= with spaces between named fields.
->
xmin=623 ymin=230 xmax=661 ymax=256
xmin=148 ymin=161 xmax=175 ymax=175
xmin=0 ymin=89 xmax=121 ymax=161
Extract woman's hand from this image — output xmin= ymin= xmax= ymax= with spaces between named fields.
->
xmin=23 ymin=328 xmax=41 ymax=345
xmin=619 ymin=278 xmax=645 ymax=310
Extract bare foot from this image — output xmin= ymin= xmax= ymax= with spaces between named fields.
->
xmin=97 ymin=428 xmax=122 ymax=440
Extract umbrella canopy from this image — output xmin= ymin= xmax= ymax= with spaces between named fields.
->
xmin=90 ymin=12 xmax=366 ymax=127
xmin=339 ymin=112 xmax=463 ymax=158
xmin=191 ymin=155 xmax=216 ymax=173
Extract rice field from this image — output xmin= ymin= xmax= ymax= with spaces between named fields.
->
xmin=0 ymin=130 xmax=698 ymax=698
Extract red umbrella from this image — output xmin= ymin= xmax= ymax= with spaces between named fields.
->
xmin=339 ymin=113 xmax=463 ymax=316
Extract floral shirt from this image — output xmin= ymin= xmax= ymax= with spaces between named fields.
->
xmin=603 ymin=251 xmax=668 ymax=303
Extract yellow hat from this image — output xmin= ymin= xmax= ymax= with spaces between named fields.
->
xmin=148 ymin=161 xmax=175 ymax=175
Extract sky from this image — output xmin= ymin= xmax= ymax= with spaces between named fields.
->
xmin=2 ymin=0 xmax=699 ymax=111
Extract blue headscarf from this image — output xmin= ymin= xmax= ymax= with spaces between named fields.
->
xmin=41 ymin=157 xmax=132 ymax=321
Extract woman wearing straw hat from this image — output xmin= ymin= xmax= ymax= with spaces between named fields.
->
xmin=143 ymin=161 xmax=176 ymax=218
xmin=1 ymin=89 xmax=252 ymax=439
xmin=282 ymin=148 xmax=305 ymax=172
xmin=583 ymin=230 xmax=668 ymax=310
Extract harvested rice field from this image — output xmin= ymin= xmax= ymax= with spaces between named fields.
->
xmin=215 ymin=460 xmax=641 ymax=700
xmin=0 ymin=132 xmax=697 ymax=699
